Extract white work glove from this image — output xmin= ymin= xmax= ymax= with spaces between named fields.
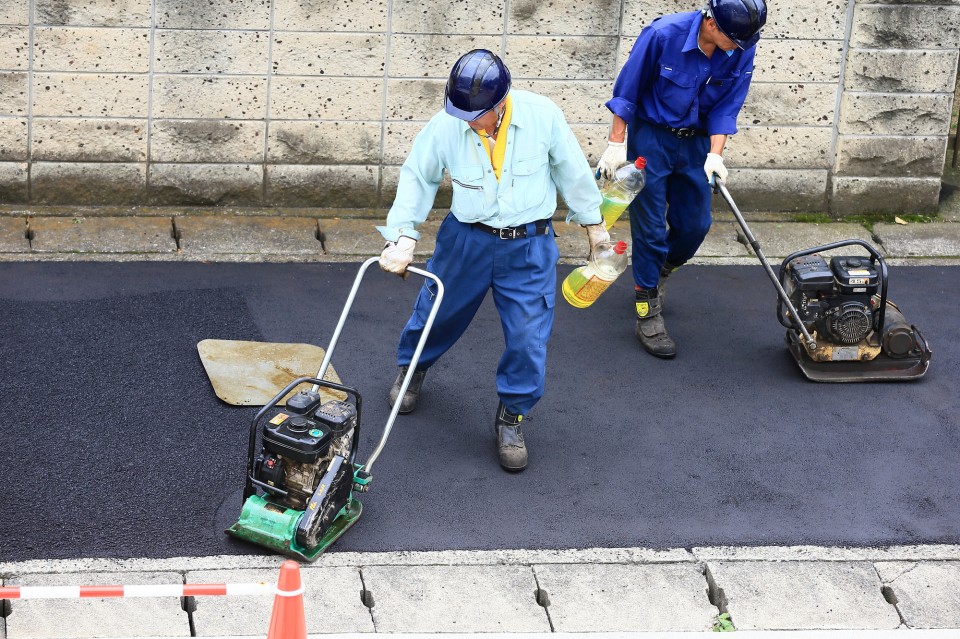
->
xmin=379 ymin=235 xmax=417 ymax=278
xmin=596 ymin=141 xmax=627 ymax=180
xmin=583 ymin=223 xmax=610 ymax=255
xmin=704 ymin=152 xmax=728 ymax=185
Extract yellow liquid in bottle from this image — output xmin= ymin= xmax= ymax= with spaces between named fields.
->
xmin=600 ymin=194 xmax=631 ymax=230
xmin=561 ymin=263 xmax=617 ymax=308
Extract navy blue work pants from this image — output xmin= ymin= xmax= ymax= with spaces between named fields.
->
xmin=397 ymin=213 xmax=559 ymax=416
xmin=627 ymin=121 xmax=712 ymax=289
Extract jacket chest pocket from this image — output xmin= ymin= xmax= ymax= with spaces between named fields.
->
xmin=655 ymin=64 xmax=697 ymax=120
xmin=700 ymin=69 xmax=742 ymax=109
xmin=449 ymin=164 xmax=486 ymax=213
xmin=511 ymin=153 xmax=549 ymax=211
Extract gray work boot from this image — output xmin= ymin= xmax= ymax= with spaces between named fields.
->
xmin=635 ymin=288 xmax=677 ymax=359
xmin=494 ymin=402 xmax=528 ymax=472
xmin=388 ymin=366 xmax=427 ymax=414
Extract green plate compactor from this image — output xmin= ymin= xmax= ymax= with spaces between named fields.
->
xmin=226 ymin=257 xmax=444 ymax=560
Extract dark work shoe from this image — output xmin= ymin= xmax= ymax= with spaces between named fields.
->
xmin=635 ymin=288 xmax=677 ymax=359
xmin=494 ymin=402 xmax=528 ymax=472
xmin=388 ymin=366 xmax=427 ymax=414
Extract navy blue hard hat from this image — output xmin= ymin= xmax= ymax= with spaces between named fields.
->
xmin=444 ymin=49 xmax=511 ymax=121
xmin=708 ymin=0 xmax=767 ymax=49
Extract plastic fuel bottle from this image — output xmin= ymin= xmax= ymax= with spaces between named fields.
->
xmin=561 ymin=240 xmax=629 ymax=308
xmin=599 ymin=157 xmax=647 ymax=230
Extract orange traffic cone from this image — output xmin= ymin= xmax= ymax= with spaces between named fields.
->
xmin=267 ymin=560 xmax=307 ymax=639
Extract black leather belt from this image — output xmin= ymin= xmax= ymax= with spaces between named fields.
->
xmin=472 ymin=219 xmax=550 ymax=240
xmin=644 ymin=120 xmax=707 ymax=138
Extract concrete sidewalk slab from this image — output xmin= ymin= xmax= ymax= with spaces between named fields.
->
xmin=174 ymin=216 xmax=322 ymax=255
xmin=708 ymin=561 xmax=900 ymax=631
xmin=876 ymin=561 xmax=960 ymax=628
xmin=695 ymin=222 xmax=751 ymax=257
xmin=532 ymin=563 xmax=718 ymax=632
xmin=360 ymin=565 xmax=550 ymax=633
xmin=5 ymin=571 xmax=189 ymax=639
xmin=873 ymin=222 xmax=960 ymax=257
xmin=737 ymin=222 xmax=877 ymax=258
xmin=319 ymin=218 xmax=442 ymax=257
xmin=28 ymin=216 xmax=177 ymax=253
xmin=0 ymin=216 xmax=28 ymax=252
xmin=187 ymin=567 xmax=374 ymax=636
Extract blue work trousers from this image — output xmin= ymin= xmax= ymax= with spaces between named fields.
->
xmin=397 ymin=214 xmax=559 ymax=416
xmin=627 ymin=121 xmax=712 ymax=289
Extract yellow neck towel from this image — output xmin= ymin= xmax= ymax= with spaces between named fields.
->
xmin=476 ymin=94 xmax=512 ymax=182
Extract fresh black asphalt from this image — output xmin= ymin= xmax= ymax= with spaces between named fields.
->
xmin=0 ymin=261 xmax=957 ymax=561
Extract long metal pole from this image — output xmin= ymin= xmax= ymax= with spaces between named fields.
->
xmin=714 ymin=178 xmax=818 ymax=351
xmin=309 ymin=257 xmax=444 ymax=474
xmin=364 ymin=263 xmax=443 ymax=473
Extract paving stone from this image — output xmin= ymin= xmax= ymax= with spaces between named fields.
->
xmin=32 ymin=73 xmax=149 ymax=119
xmin=34 ymin=27 xmax=150 ymax=73
xmin=149 ymin=163 xmax=263 ymax=206
xmin=175 ymin=216 xmax=322 ymax=255
xmin=361 ymin=564 xmax=549 ymax=632
xmin=320 ymin=216 xmax=440 ymax=257
xmin=0 ymin=215 xmax=27 ymax=251
xmin=737 ymin=222 xmax=878 ymax=259
xmin=187 ymin=567 xmax=374 ymax=636
xmin=708 ymin=561 xmax=900 ymax=630
xmin=534 ymin=563 xmax=717 ymax=632
xmin=873 ymin=222 xmax=960 ymax=258
xmin=696 ymin=222 xmax=750 ymax=258
xmin=876 ymin=561 xmax=960 ymax=628
xmin=266 ymin=165 xmax=379 ymax=208
xmin=5 ymin=571 xmax=189 ymax=638
xmin=31 ymin=162 xmax=147 ymax=206
xmin=152 ymin=76 xmax=267 ymax=121
xmin=832 ymin=177 xmax=941 ymax=216
xmin=28 ymin=216 xmax=175 ymax=253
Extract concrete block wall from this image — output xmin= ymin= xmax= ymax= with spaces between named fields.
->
xmin=0 ymin=0 xmax=956 ymax=214
xmin=834 ymin=0 xmax=960 ymax=214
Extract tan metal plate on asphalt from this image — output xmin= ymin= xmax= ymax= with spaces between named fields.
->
xmin=197 ymin=339 xmax=346 ymax=406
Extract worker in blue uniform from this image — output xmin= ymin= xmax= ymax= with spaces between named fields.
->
xmin=378 ymin=49 xmax=606 ymax=472
xmin=597 ymin=0 xmax=767 ymax=358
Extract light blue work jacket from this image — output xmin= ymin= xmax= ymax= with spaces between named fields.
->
xmin=378 ymin=90 xmax=601 ymax=242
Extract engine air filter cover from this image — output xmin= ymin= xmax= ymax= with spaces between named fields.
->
xmin=787 ymin=255 xmax=834 ymax=292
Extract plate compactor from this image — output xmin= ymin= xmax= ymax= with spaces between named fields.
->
xmin=715 ymin=178 xmax=932 ymax=382
xmin=226 ymin=258 xmax=444 ymax=560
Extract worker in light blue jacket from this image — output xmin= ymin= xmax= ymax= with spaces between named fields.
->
xmin=378 ymin=49 xmax=606 ymax=473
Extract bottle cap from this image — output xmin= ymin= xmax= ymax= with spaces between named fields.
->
xmin=613 ymin=240 xmax=628 ymax=254
xmin=634 ymin=156 xmax=647 ymax=169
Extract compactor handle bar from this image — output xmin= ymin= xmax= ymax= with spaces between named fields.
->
xmin=313 ymin=257 xmax=444 ymax=474
xmin=713 ymin=176 xmax=818 ymax=351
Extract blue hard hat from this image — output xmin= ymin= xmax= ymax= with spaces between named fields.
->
xmin=708 ymin=0 xmax=767 ymax=49
xmin=444 ymin=49 xmax=511 ymax=121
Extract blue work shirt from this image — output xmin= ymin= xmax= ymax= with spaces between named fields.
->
xmin=378 ymin=90 xmax=601 ymax=242
xmin=606 ymin=11 xmax=755 ymax=135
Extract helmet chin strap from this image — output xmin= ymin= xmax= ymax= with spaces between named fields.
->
xmin=492 ymin=103 xmax=506 ymax=136
xmin=475 ymin=102 xmax=506 ymax=138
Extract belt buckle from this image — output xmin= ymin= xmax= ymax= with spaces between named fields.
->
xmin=676 ymin=128 xmax=695 ymax=138
xmin=498 ymin=227 xmax=517 ymax=239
